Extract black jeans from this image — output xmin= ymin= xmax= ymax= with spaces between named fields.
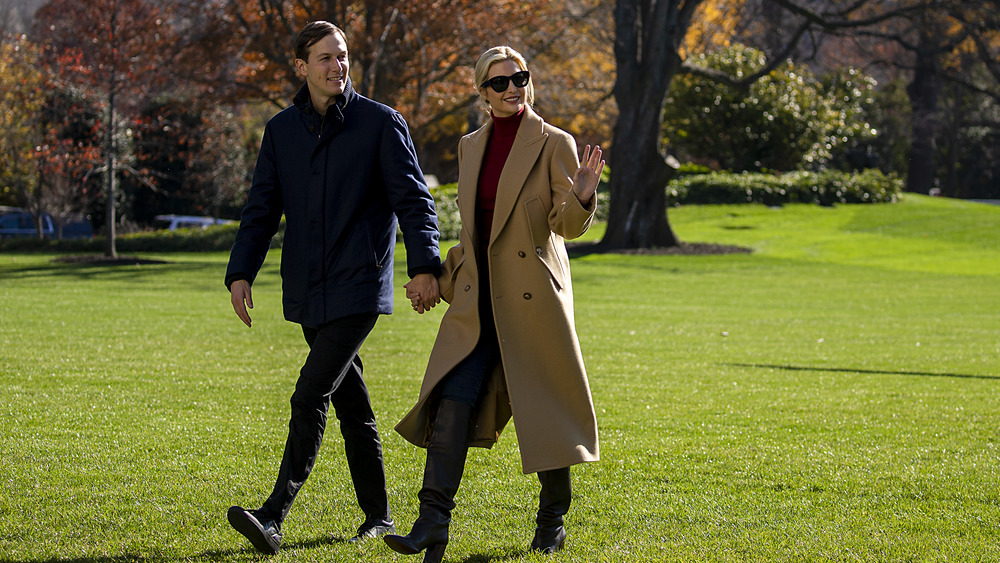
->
xmin=260 ymin=313 xmax=390 ymax=527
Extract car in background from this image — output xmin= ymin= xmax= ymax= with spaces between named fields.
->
xmin=0 ymin=208 xmax=93 ymax=239
xmin=154 ymin=214 xmax=236 ymax=231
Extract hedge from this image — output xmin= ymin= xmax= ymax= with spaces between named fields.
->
xmin=0 ymin=184 xmax=459 ymax=253
xmin=666 ymin=169 xmax=901 ymax=206
xmin=0 ymin=170 xmax=899 ymax=253
xmin=0 ymin=223 xmax=244 ymax=253
xmin=429 ymin=182 xmax=461 ymax=241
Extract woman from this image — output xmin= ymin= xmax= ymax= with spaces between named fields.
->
xmin=383 ymin=46 xmax=603 ymax=561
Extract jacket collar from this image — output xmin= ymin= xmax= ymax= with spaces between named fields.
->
xmin=293 ymin=76 xmax=356 ymax=115
xmin=459 ymin=106 xmax=548 ymax=246
xmin=466 ymin=104 xmax=545 ymax=149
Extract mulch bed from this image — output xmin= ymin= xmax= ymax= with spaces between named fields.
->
xmin=568 ymin=241 xmax=753 ymax=256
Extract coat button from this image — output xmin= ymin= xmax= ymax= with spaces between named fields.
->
xmin=535 ymin=246 xmax=542 ymax=255
xmin=518 ymin=251 xmax=526 ymax=258
xmin=523 ymin=292 xmax=532 ymax=300
xmin=464 ymin=285 xmax=471 ymax=292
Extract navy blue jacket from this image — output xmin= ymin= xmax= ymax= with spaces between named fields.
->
xmin=226 ymin=79 xmax=441 ymax=328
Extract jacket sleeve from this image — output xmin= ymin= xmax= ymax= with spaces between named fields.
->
xmin=225 ymin=123 xmax=284 ymax=289
xmin=380 ymin=111 xmax=441 ymax=278
xmin=547 ymin=128 xmax=596 ymax=241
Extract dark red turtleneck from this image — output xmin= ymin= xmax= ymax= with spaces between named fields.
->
xmin=476 ymin=108 xmax=524 ymax=255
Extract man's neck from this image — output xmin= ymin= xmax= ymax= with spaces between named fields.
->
xmin=312 ymin=94 xmax=336 ymax=116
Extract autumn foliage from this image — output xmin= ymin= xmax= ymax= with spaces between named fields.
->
xmin=3 ymin=0 xmax=998 ymax=248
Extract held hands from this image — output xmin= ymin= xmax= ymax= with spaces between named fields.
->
xmin=404 ymin=273 xmax=441 ymax=314
xmin=230 ymin=279 xmax=254 ymax=328
xmin=572 ymin=144 xmax=606 ymax=205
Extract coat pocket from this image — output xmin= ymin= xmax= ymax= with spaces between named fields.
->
xmin=524 ymin=196 xmax=565 ymax=291
xmin=438 ymin=247 xmax=465 ymax=303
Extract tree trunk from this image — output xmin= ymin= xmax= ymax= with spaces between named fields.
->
xmin=603 ymin=95 xmax=679 ymax=248
xmin=104 ymin=6 xmax=118 ymax=258
xmin=600 ymin=0 xmax=695 ymax=249
xmin=941 ymin=86 xmax=964 ymax=197
xmin=105 ymin=88 xmax=118 ymax=258
xmin=905 ymin=19 xmax=941 ymax=195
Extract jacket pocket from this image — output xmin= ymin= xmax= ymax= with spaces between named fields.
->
xmin=357 ymin=222 xmax=392 ymax=270
xmin=524 ymin=197 xmax=565 ymax=290
xmin=372 ymin=224 xmax=393 ymax=269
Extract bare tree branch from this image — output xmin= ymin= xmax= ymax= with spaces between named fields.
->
xmin=767 ymin=0 xmax=934 ymax=30
xmin=679 ymin=16 xmax=811 ymax=88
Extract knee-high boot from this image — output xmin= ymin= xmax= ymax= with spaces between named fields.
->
xmin=384 ymin=399 xmax=473 ymax=562
xmin=530 ymin=467 xmax=571 ymax=554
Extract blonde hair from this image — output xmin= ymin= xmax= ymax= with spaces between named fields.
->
xmin=474 ymin=46 xmax=534 ymax=109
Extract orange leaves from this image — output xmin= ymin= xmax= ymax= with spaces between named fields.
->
xmin=0 ymin=37 xmax=46 ymax=202
xmin=683 ymin=0 xmax=744 ymax=58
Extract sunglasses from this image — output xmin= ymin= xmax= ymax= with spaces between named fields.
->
xmin=481 ymin=70 xmax=530 ymax=93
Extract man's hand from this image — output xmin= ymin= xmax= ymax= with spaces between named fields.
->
xmin=230 ymin=279 xmax=254 ymax=327
xmin=404 ymin=273 xmax=441 ymax=314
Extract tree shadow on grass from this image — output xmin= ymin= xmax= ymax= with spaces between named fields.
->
xmin=0 ymin=257 xmax=216 ymax=283
xmin=730 ymin=363 xmax=1000 ymax=381
xmin=53 ymin=255 xmax=170 ymax=266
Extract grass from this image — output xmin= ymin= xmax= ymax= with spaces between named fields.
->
xmin=1 ymin=194 xmax=998 ymax=562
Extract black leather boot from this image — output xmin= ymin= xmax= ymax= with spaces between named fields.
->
xmin=384 ymin=399 xmax=474 ymax=562
xmin=530 ymin=467 xmax=571 ymax=554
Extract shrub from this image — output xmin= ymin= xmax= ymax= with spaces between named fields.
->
xmin=667 ymin=169 xmax=901 ymax=206
xmin=663 ymin=44 xmax=877 ymax=172
xmin=429 ymin=183 xmax=461 ymax=241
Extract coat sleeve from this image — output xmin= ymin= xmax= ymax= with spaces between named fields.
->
xmin=546 ymin=129 xmax=596 ymax=241
xmin=380 ymin=111 xmax=441 ymax=278
xmin=225 ymin=123 xmax=284 ymax=289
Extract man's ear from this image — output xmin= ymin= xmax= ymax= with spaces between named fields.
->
xmin=294 ymin=58 xmax=307 ymax=77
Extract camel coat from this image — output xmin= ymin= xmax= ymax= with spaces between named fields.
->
xmin=395 ymin=107 xmax=600 ymax=474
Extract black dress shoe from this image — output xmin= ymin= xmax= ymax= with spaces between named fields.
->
xmin=227 ymin=506 xmax=282 ymax=555
xmin=530 ymin=525 xmax=566 ymax=554
xmin=348 ymin=519 xmax=396 ymax=543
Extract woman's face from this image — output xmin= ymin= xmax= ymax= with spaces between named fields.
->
xmin=482 ymin=60 xmax=527 ymax=118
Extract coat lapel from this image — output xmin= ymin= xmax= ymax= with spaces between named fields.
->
xmin=490 ymin=108 xmax=547 ymax=246
xmin=457 ymin=124 xmax=491 ymax=244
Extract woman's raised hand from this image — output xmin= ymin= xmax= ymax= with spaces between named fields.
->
xmin=572 ymin=144 xmax=605 ymax=204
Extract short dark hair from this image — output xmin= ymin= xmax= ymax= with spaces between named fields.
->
xmin=294 ymin=21 xmax=347 ymax=61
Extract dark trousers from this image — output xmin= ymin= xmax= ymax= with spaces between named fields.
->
xmin=437 ymin=301 xmax=500 ymax=408
xmin=260 ymin=313 xmax=391 ymax=527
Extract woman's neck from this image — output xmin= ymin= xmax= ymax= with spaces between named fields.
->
xmin=491 ymin=106 xmax=525 ymax=135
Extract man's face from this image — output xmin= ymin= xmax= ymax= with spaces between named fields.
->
xmin=295 ymin=32 xmax=349 ymax=103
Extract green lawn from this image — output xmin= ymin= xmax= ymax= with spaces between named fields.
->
xmin=2 ymin=194 xmax=998 ymax=562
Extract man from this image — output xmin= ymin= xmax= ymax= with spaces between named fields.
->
xmin=224 ymin=21 xmax=441 ymax=555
